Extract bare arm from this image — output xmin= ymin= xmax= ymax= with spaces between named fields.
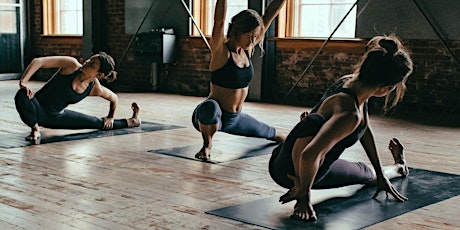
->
xmin=359 ymin=124 xmax=385 ymax=178
xmin=210 ymin=0 xmax=227 ymax=51
xmin=256 ymin=0 xmax=286 ymax=44
xmin=360 ymin=122 xmax=408 ymax=201
xmin=280 ymin=96 xmax=360 ymax=203
xmin=19 ymin=56 xmax=80 ymax=85
xmin=89 ymin=79 xmax=118 ymax=119
xmin=18 ymin=56 xmax=81 ymax=98
xmin=296 ymin=109 xmax=359 ymax=197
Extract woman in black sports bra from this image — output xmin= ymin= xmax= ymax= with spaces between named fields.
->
xmin=191 ymin=0 xmax=287 ymax=161
xmin=270 ymin=35 xmax=414 ymax=221
xmin=15 ymin=52 xmax=141 ymax=142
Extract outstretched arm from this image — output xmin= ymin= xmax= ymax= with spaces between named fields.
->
xmin=360 ymin=123 xmax=408 ymax=201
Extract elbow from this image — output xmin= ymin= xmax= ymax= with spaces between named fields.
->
xmin=111 ymin=94 xmax=118 ymax=104
xmin=29 ymin=58 xmax=42 ymax=66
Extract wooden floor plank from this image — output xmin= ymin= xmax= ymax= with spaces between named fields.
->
xmin=1 ymin=80 xmax=459 ymax=229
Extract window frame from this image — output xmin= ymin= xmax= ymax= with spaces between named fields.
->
xmin=191 ymin=0 xmax=357 ymax=39
xmin=191 ymin=0 xmax=248 ymax=37
xmin=42 ymin=0 xmax=83 ymax=36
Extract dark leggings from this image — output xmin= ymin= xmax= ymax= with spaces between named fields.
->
xmin=268 ymin=114 xmax=374 ymax=189
xmin=192 ymin=99 xmax=276 ymax=139
xmin=14 ymin=89 xmax=128 ymax=130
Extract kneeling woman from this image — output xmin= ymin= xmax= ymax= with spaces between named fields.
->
xmin=269 ymin=35 xmax=413 ymax=221
xmin=15 ymin=52 xmax=140 ymax=142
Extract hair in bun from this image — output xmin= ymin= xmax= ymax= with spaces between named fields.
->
xmin=354 ymin=35 xmax=414 ymax=111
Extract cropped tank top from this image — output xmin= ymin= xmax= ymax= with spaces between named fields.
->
xmin=210 ymin=49 xmax=253 ymax=89
xmin=35 ymin=69 xmax=95 ymax=114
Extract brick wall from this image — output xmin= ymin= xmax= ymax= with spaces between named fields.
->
xmin=160 ymin=37 xmax=460 ymax=115
xmin=404 ymin=40 xmax=460 ymax=114
xmin=28 ymin=0 xmax=460 ymax=116
xmin=29 ymin=0 xmax=83 ymax=81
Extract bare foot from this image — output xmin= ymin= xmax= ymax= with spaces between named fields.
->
xmin=291 ymin=197 xmax=317 ymax=222
xmin=25 ymin=127 xmax=41 ymax=142
xmin=272 ymin=128 xmax=287 ymax=142
xmin=127 ymin=102 xmax=141 ymax=127
xmin=389 ymin=138 xmax=409 ymax=177
xmin=195 ymin=146 xmax=211 ymax=161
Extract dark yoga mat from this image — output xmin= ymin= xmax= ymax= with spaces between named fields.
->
xmin=207 ymin=168 xmax=460 ymax=229
xmin=148 ymin=137 xmax=279 ymax=163
xmin=0 ymin=122 xmax=184 ymax=148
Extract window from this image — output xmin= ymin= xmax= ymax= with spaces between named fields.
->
xmin=0 ymin=0 xmax=19 ymax=34
xmin=192 ymin=0 xmax=356 ymax=39
xmin=192 ymin=0 xmax=247 ymax=36
xmin=290 ymin=0 xmax=357 ymax=38
xmin=43 ymin=0 xmax=83 ymax=35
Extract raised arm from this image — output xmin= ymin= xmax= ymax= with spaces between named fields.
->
xmin=210 ymin=0 xmax=227 ymax=51
xmin=258 ymin=0 xmax=286 ymax=40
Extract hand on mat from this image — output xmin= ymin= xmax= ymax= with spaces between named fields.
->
xmin=103 ymin=117 xmax=114 ymax=130
xmin=279 ymin=174 xmax=305 ymax=204
xmin=372 ymin=175 xmax=408 ymax=202
xmin=292 ymin=196 xmax=317 ymax=222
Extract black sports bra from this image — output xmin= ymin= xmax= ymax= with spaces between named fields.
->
xmin=210 ymin=49 xmax=253 ymax=89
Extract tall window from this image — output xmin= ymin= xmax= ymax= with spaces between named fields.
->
xmin=192 ymin=0 xmax=357 ymax=39
xmin=43 ymin=0 xmax=83 ymax=35
xmin=0 ymin=0 xmax=18 ymax=34
xmin=192 ymin=0 xmax=248 ymax=36
xmin=291 ymin=0 xmax=356 ymax=38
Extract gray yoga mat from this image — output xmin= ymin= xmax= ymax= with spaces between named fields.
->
xmin=148 ymin=137 xmax=279 ymax=163
xmin=1 ymin=122 xmax=184 ymax=148
xmin=207 ymin=168 xmax=460 ymax=229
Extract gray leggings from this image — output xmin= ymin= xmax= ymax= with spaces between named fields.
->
xmin=15 ymin=89 xmax=128 ymax=130
xmin=192 ymin=99 xmax=276 ymax=139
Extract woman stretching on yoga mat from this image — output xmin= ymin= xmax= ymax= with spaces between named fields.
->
xmin=15 ymin=52 xmax=141 ymax=142
xmin=269 ymin=35 xmax=413 ymax=221
xmin=192 ymin=0 xmax=287 ymax=161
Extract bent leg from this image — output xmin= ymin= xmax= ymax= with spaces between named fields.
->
xmin=191 ymin=99 xmax=222 ymax=161
xmin=14 ymin=89 xmax=40 ymax=127
xmin=14 ymin=89 xmax=46 ymax=141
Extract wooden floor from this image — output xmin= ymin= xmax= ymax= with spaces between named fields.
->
xmin=0 ymin=80 xmax=459 ymax=230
